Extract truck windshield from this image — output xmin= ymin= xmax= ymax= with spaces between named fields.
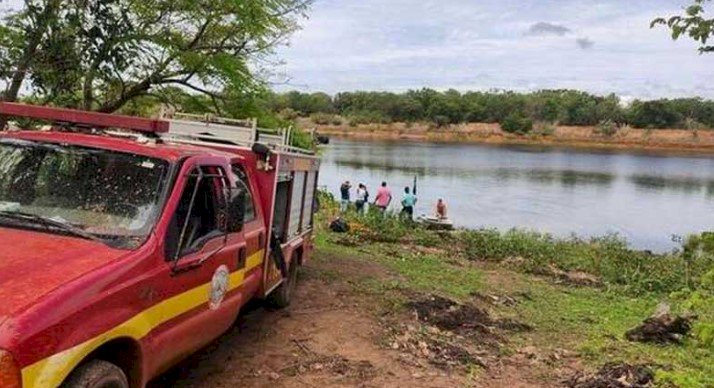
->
xmin=0 ymin=138 xmax=170 ymax=249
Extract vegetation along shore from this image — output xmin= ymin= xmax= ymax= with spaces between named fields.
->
xmin=316 ymin=192 xmax=714 ymax=387
xmin=257 ymin=89 xmax=714 ymax=152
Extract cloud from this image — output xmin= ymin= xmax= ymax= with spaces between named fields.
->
xmin=526 ymin=22 xmax=571 ymax=36
xmin=576 ymin=37 xmax=595 ymax=49
xmin=275 ymin=0 xmax=714 ymax=98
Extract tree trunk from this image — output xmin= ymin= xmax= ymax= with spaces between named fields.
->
xmin=1 ymin=0 xmax=61 ymax=129
xmin=2 ymin=0 xmax=61 ymax=102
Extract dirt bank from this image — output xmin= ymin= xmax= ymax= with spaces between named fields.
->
xmin=150 ymin=253 xmax=464 ymax=387
xmin=305 ymin=119 xmax=714 ymax=153
xmin=150 ymin=249 xmax=559 ymax=387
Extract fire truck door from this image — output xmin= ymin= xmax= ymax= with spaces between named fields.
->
xmin=146 ymin=158 xmax=246 ymax=375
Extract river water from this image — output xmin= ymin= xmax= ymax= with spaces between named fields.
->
xmin=319 ymin=138 xmax=714 ymax=252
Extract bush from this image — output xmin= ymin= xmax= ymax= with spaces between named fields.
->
xmin=596 ymin=119 xmax=618 ymax=137
xmin=290 ymin=127 xmax=315 ymax=150
xmin=311 ymin=112 xmax=335 ymax=125
xmin=459 ymin=228 xmax=710 ymax=295
xmin=278 ymin=108 xmax=299 ymax=120
xmin=433 ymin=115 xmax=451 ymax=128
xmin=500 ymin=113 xmax=533 ymax=134
xmin=684 ymin=117 xmax=705 ymax=131
xmin=533 ymin=121 xmax=556 ymax=136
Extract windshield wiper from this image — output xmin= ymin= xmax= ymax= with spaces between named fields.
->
xmin=0 ymin=210 xmax=107 ymax=244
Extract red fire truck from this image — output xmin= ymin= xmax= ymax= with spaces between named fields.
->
xmin=0 ymin=103 xmax=320 ymax=387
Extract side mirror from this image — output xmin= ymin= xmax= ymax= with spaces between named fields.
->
xmin=225 ymin=185 xmax=246 ymax=232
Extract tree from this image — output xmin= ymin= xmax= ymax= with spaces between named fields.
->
xmin=0 ymin=0 xmax=63 ymax=103
xmin=652 ymin=0 xmax=714 ymax=53
xmin=628 ymin=100 xmax=682 ymax=128
xmin=0 ymin=0 xmax=311 ymax=113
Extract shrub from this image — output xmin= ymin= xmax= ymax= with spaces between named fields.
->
xmin=500 ymin=113 xmax=533 ymax=134
xmin=311 ymin=112 xmax=335 ymax=125
xmin=533 ymin=121 xmax=556 ymax=136
xmin=596 ymin=119 xmax=618 ymax=137
xmin=278 ymin=108 xmax=299 ymax=120
xmin=433 ymin=115 xmax=451 ymax=128
xmin=290 ymin=128 xmax=315 ymax=150
xmin=684 ymin=117 xmax=705 ymax=131
xmin=459 ymin=228 xmax=709 ymax=295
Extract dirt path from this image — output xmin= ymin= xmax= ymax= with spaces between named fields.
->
xmin=150 ymin=251 xmax=552 ymax=387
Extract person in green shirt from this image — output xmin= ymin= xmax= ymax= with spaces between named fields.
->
xmin=400 ymin=186 xmax=417 ymax=220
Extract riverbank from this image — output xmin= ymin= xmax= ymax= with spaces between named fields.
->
xmin=305 ymin=119 xmax=714 ymax=153
xmin=153 ymin=197 xmax=713 ymax=387
xmin=315 ymin=195 xmax=714 ymax=387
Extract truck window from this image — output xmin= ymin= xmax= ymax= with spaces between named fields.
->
xmin=230 ymin=164 xmax=255 ymax=222
xmin=165 ymin=166 xmax=226 ymax=260
xmin=0 ymin=139 xmax=169 ymax=249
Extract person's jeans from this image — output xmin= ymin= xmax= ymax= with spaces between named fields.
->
xmin=401 ymin=206 xmax=414 ymax=219
xmin=340 ymin=199 xmax=349 ymax=212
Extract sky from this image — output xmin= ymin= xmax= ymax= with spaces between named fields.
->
xmin=273 ymin=0 xmax=714 ymax=99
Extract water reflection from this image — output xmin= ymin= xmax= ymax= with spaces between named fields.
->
xmin=335 ymin=159 xmax=614 ymax=188
xmin=321 ymin=139 xmax=714 ymax=251
xmin=630 ymin=174 xmax=714 ymax=196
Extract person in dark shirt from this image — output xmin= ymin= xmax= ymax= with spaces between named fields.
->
xmin=339 ymin=181 xmax=352 ymax=212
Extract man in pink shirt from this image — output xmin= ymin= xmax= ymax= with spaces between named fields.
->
xmin=374 ymin=181 xmax=392 ymax=212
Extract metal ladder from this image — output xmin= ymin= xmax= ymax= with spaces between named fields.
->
xmin=159 ymin=112 xmax=310 ymax=154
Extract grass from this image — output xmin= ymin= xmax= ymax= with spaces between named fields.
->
xmin=314 ymin=193 xmax=714 ymax=387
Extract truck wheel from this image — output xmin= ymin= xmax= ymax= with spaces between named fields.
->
xmin=63 ymin=360 xmax=129 ymax=388
xmin=269 ymin=255 xmax=299 ymax=308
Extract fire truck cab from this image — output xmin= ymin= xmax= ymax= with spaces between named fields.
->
xmin=0 ymin=103 xmax=320 ymax=387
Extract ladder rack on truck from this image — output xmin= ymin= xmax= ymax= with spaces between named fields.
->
xmin=161 ymin=112 xmax=311 ymax=155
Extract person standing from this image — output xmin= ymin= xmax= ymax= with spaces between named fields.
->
xmin=374 ymin=181 xmax=392 ymax=213
xmin=400 ymin=186 xmax=417 ymax=220
xmin=435 ymin=198 xmax=448 ymax=219
xmin=340 ymin=181 xmax=352 ymax=212
xmin=355 ymin=183 xmax=369 ymax=214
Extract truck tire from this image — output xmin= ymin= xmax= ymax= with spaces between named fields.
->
xmin=269 ymin=254 xmax=299 ymax=308
xmin=63 ymin=360 xmax=129 ymax=388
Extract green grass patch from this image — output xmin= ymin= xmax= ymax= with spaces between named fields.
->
xmin=375 ymin=252 xmax=483 ymax=298
xmin=314 ymin=192 xmax=714 ymax=386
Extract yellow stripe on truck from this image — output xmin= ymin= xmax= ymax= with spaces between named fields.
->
xmin=22 ymin=251 xmax=264 ymax=388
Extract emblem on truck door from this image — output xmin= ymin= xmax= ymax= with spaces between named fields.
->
xmin=209 ymin=265 xmax=230 ymax=310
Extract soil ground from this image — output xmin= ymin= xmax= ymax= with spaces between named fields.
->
xmin=148 ymin=223 xmax=712 ymax=387
xmin=149 ymin=247 xmax=561 ymax=387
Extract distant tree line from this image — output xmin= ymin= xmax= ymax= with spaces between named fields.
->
xmin=262 ymin=89 xmax=714 ymax=132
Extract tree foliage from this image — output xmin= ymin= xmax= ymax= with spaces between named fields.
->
xmin=652 ymin=0 xmax=714 ymax=53
xmin=266 ymin=89 xmax=714 ymax=130
xmin=0 ymin=0 xmax=311 ymax=113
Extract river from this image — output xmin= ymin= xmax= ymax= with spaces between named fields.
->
xmin=319 ymin=138 xmax=714 ymax=252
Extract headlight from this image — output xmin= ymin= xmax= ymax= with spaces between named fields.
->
xmin=0 ymin=350 xmax=21 ymax=388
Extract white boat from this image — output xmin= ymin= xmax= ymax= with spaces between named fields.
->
xmin=417 ymin=215 xmax=454 ymax=230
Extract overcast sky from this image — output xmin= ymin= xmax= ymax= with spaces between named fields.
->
xmin=274 ymin=0 xmax=714 ymax=99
